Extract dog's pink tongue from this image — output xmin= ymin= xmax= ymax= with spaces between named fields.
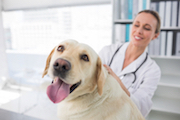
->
xmin=46 ymin=78 xmax=70 ymax=103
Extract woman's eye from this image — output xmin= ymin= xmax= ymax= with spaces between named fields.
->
xmin=144 ymin=27 xmax=150 ymax=31
xmin=81 ymin=54 xmax=89 ymax=62
xmin=57 ymin=45 xmax=65 ymax=52
xmin=134 ymin=24 xmax=139 ymax=27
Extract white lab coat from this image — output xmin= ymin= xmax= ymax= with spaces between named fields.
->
xmin=98 ymin=42 xmax=161 ymax=117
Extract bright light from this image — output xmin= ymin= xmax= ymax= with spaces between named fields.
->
xmin=0 ymin=90 xmax=20 ymax=105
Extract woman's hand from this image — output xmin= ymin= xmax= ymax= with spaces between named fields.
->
xmin=103 ymin=64 xmax=120 ymax=81
xmin=103 ymin=64 xmax=130 ymax=97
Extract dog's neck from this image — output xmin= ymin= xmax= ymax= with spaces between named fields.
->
xmin=59 ymin=87 xmax=110 ymax=117
xmin=57 ymin=73 xmax=125 ymax=119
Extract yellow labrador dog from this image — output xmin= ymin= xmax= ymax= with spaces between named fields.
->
xmin=42 ymin=40 xmax=144 ymax=120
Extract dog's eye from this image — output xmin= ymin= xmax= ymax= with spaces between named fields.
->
xmin=57 ymin=45 xmax=65 ymax=52
xmin=81 ymin=54 xmax=89 ymax=62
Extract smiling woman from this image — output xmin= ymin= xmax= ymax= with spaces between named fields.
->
xmin=99 ymin=10 xmax=161 ymax=117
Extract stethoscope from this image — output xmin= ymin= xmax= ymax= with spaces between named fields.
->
xmin=109 ymin=44 xmax=148 ymax=88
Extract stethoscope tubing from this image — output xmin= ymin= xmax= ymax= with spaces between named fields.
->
xmin=109 ymin=44 xmax=148 ymax=85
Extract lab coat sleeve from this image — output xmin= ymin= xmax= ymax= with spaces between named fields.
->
xmin=98 ymin=46 xmax=110 ymax=65
xmin=130 ymin=61 xmax=161 ymax=117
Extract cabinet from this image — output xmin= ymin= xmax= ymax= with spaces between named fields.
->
xmin=112 ymin=0 xmax=180 ymax=119
xmin=147 ymin=57 xmax=180 ymax=120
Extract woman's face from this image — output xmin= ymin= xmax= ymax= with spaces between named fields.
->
xmin=130 ymin=12 xmax=159 ymax=48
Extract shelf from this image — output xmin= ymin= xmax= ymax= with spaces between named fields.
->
xmin=150 ymin=55 xmax=180 ymax=60
xmin=114 ymin=19 xmax=133 ymax=24
xmin=158 ymin=74 xmax=180 ymax=88
xmin=161 ymin=27 xmax=180 ymax=31
xmin=114 ymin=19 xmax=180 ymax=31
xmin=147 ymin=110 xmax=180 ymax=120
xmin=151 ymin=96 xmax=180 ymax=115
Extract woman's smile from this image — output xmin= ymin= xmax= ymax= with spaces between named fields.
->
xmin=134 ymin=35 xmax=143 ymax=41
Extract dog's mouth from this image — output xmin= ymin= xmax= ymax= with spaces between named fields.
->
xmin=46 ymin=77 xmax=81 ymax=104
xmin=70 ymin=80 xmax=81 ymax=93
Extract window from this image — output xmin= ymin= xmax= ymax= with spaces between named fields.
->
xmin=1 ymin=4 xmax=112 ymax=119
xmin=3 ymin=4 xmax=112 ymax=54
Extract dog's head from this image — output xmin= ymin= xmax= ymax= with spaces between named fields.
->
xmin=42 ymin=40 xmax=106 ymax=103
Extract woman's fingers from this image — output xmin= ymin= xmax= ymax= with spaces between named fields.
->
xmin=103 ymin=64 xmax=112 ymax=74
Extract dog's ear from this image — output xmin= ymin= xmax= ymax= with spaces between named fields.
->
xmin=96 ymin=57 xmax=106 ymax=96
xmin=42 ymin=47 xmax=56 ymax=78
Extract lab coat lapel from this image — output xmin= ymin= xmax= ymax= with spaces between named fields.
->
xmin=119 ymin=49 xmax=147 ymax=77
xmin=112 ymin=43 xmax=128 ymax=76
xmin=119 ymin=61 xmax=137 ymax=77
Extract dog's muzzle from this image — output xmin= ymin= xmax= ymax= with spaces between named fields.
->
xmin=47 ymin=58 xmax=81 ymax=104
xmin=53 ymin=58 xmax=71 ymax=78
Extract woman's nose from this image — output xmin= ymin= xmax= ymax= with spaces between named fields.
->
xmin=136 ymin=27 xmax=143 ymax=34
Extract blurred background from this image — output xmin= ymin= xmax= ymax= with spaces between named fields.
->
xmin=0 ymin=0 xmax=180 ymax=120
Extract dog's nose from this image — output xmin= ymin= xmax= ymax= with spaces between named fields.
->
xmin=53 ymin=58 xmax=71 ymax=72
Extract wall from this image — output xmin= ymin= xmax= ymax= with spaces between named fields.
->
xmin=0 ymin=0 xmax=8 ymax=89
xmin=7 ymin=52 xmax=47 ymax=76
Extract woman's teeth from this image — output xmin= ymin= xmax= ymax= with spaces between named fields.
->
xmin=135 ymin=36 xmax=141 ymax=40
